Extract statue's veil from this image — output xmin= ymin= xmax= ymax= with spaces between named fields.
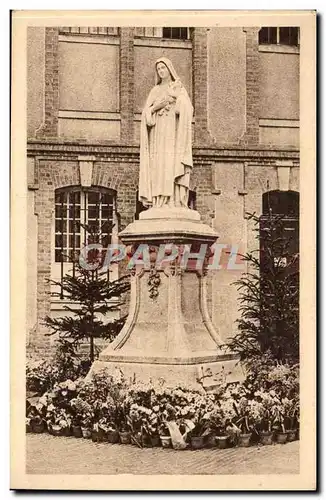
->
xmin=154 ymin=57 xmax=180 ymax=85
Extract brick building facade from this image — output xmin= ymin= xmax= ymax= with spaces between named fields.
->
xmin=26 ymin=26 xmax=300 ymax=356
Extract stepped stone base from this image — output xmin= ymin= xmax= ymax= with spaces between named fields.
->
xmin=88 ymin=207 xmax=244 ymax=390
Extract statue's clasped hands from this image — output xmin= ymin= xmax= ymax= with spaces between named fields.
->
xmin=151 ymin=95 xmax=176 ymax=115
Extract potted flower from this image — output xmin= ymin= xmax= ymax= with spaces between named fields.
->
xmin=187 ymin=407 xmax=211 ymax=450
xmin=282 ymin=397 xmax=299 ymax=442
xmin=80 ymin=414 xmax=93 ymax=439
xmin=271 ymin=404 xmax=287 ymax=444
xmin=116 ymin=400 xmax=132 ymax=444
xmin=140 ymin=408 xmax=160 ymax=447
xmin=253 ymin=389 xmax=280 ymax=445
xmin=27 ymin=400 xmax=47 ymax=433
xmin=158 ymin=422 xmax=171 ymax=449
xmin=207 ymin=407 xmax=229 ymax=449
xmin=26 ymin=417 xmax=32 ymax=433
xmin=232 ymin=397 xmax=253 ymax=447
xmin=46 ymin=406 xmax=72 ymax=437
xmin=71 ymin=415 xmax=83 ymax=438
xmin=127 ymin=404 xmax=144 ymax=448
xmin=69 ymin=397 xmax=93 ymax=439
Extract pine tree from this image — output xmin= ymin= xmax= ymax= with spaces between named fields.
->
xmin=228 ymin=210 xmax=299 ymax=367
xmin=43 ymin=220 xmax=130 ymax=364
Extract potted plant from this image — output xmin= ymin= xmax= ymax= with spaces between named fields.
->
xmin=71 ymin=415 xmax=83 ymax=438
xmin=46 ymin=406 xmax=72 ymax=437
xmin=272 ymin=405 xmax=288 ymax=444
xmin=116 ymin=400 xmax=132 ymax=444
xmin=27 ymin=400 xmax=47 ymax=434
xmin=249 ymin=393 xmax=274 ymax=446
xmin=282 ymin=397 xmax=299 ymax=442
xmin=80 ymin=414 xmax=93 ymax=439
xmin=206 ymin=407 xmax=228 ymax=449
xmin=232 ymin=397 xmax=253 ymax=447
xmin=26 ymin=417 xmax=32 ymax=433
xmin=188 ymin=409 xmax=211 ymax=450
xmin=158 ymin=423 xmax=171 ymax=449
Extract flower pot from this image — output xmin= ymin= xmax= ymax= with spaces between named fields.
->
xmin=142 ymin=435 xmax=152 ymax=448
xmin=215 ymin=436 xmax=229 ymax=449
xmin=287 ymin=430 xmax=297 ymax=442
xmin=238 ymin=433 xmax=252 ymax=447
xmin=150 ymin=435 xmax=161 ymax=447
xmin=107 ymin=430 xmax=120 ymax=444
xmin=72 ymin=425 xmax=82 ymax=438
xmin=119 ymin=431 xmax=131 ymax=445
xmin=260 ymin=432 xmax=273 ymax=446
xmin=275 ymin=432 xmax=288 ymax=444
xmin=31 ymin=421 xmax=45 ymax=434
xmin=62 ymin=426 xmax=71 ymax=437
xmin=160 ymin=435 xmax=172 ymax=449
xmin=191 ymin=436 xmax=205 ymax=450
xmin=92 ymin=429 xmax=107 ymax=443
xmin=205 ymin=435 xmax=217 ymax=448
xmin=81 ymin=427 xmax=92 ymax=439
xmin=49 ymin=424 xmax=62 ymax=437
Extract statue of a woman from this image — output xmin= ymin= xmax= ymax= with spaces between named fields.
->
xmin=139 ymin=57 xmax=193 ymax=209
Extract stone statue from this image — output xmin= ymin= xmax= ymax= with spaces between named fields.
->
xmin=139 ymin=57 xmax=193 ymax=209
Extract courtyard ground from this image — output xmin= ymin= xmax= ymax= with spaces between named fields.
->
xmin=26 ymin=434 xmax=299 ymax=475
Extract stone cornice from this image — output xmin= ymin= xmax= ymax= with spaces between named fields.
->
xmin=27 ymin=139 xmax=300 ymax=164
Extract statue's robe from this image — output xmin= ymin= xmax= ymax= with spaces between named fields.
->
xmin=139 ymin=82 xmax=193 ymax=207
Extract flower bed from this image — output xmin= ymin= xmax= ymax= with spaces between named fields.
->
xmin=26 ymin=364 xmax=299 ymax=450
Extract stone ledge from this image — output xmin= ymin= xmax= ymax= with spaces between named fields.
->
xmin=27 ymin=141 xmax=300 ymax=167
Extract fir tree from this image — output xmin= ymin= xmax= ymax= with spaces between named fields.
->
xmin=43 ymin=220 xmax=130 ymax=364
xmin=228 ymin=211 xmax=299 ymax=367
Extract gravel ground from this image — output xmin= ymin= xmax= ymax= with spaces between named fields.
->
xmin=26 ymin=433 xmax=300 ymax=475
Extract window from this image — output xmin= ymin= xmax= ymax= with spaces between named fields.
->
xmin=134 ymin=27 xmax=190 ymax=40
xmin=59 ymin=27 xmax=119 ymax=36
xmin=260 ymin=190 xmax=299 ymax=293
xmin=259 ymin=27 xmax=299 ymax=46
xmin=162 ymin=27 xmax=189 ymax=40
xmin=52 ymin=188 xmax=118 ymax=288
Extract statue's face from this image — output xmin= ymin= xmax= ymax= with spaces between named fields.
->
xmin=156 ymin=62 xmax=170 ymax=81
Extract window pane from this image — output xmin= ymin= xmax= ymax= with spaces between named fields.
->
xmin=55 ymin=234 xmax=65 ymax=248
xmin=259 ymin=27 xmax=277 ymax=44
xmin=55 ymin=191 xmax=67 ymax=204
xmin=163 ymin=27 xmax=172 ymax=38
xmin=55 ymin=219 xmax=67 ymax=233
xmin=102 ymin=205 xmax=113 ymax=219
xmin=69 ymin=205 xmax=80 ymax=219
xmin=88 ymin=192 xmax=100 ymax=204
xmin=279 ymin=27 xmax=291 ymax=45
xmin=69 ymin=235 xmax=81 ymax=248
xmin=55 ymin=249 xmax=64 ymax=263
xmin=55 ymin=205 xmax=65 ymax=219
xmin=171 ymin=27 xmax=180 ymax=39
xmin=88 ymin=205 xmax=100 ymax=219
xmin=69 ymin=191 xmax=81 ymax=205
xmin=68 ymin=219 xmax=80 ymax=234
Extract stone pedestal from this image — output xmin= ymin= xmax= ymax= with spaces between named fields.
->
xmin=90 ymin=207 xmax=244 ymax=389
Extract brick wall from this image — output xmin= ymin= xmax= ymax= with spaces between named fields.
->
xmin=120 ymin=28 xmax=135 ymax=144
xmin=240 ymin=28 xmax=260 ymax=146
xmin=192 ymin=28 xmax=210 ymax=146
xmin=28 ymin=157 xmax=140 ymax=352
xmin=35 ymin=28 xmax=59 ymax=138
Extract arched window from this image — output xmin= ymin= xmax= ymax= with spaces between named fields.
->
xmin=52 ymin=187 xmax=118 ymax=296
xmin=260 ymin=190 xmax=299 ymax=271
